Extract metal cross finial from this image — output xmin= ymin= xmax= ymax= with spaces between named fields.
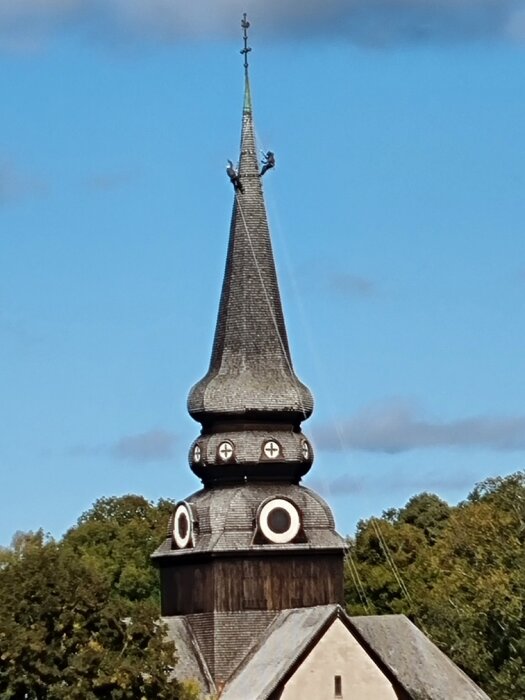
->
xmin=240 ymin=13 xmax=251 ymax=74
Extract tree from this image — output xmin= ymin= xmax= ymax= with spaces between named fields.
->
xmin=62 ymin=495 xmax=174 ymax=610
xmin=0 ymin=531 xmax=195 ymax=699
xmin=344 ymin=471 xmax=525 ymax=700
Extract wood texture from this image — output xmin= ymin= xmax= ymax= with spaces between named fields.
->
xmin=159 ymin=553 xmax=344 ymax=616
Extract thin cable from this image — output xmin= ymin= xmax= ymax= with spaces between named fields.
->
xmin=235 ymin=193 xmax=309 ymax=421
xmin=371 ymin=518 xmax=414 ymax=607
xmin=264 ymin=184 xmax=354 ymax=458
xmin=344 ymin=541 xmax=371 ymax=614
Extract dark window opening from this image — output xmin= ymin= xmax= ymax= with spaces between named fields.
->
xmin=267 ymin=506 xmax=291 ymax=534
xmin=178 ymin=512 xmax=189 ymax=539
xmin=334 ymin=675 xmax=342 ymax=697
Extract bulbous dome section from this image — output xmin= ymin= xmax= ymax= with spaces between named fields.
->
xmin=153 ymin=483 xmax=344 ymax=558
xmin=188 ymin=370 xmax=313 ymax=423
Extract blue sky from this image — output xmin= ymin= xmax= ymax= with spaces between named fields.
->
xmin=1 ymin=2 xmax=524 ymax=545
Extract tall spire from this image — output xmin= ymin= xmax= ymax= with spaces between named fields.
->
xmin=187 ymin=16 xmax=313 ymax=485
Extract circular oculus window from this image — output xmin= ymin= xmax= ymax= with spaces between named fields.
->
xmin=173 ymin=503 xmax=193 ymax=549
xmin=263 ymin=440 xmax=281 ymax=459
xmin=218 ymin=441 xmax=234 ymax=462
xmin=301 ymin=440 xmax=310 ymax=460
xmin=193 ymin=444 xmax=202 ymax=463
xmin=259 ymin=498 xmax=300 ymax=544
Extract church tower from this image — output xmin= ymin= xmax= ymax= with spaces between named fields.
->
xmin=152 ymin=18 xmax=491 ymax=700
xmin=152 ymin=14 xmax=345 ymax=683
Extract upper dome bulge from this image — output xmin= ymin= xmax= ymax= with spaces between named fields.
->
xmin=187 ymin=71 xmax=314 ymax=424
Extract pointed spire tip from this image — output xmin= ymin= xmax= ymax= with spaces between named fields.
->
xmin=240 ymin=13 xmax=252 ymax=77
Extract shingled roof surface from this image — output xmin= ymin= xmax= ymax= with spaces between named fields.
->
xmin=350 ymin=615 xmax=491 ymax=700
xmin=220 ymin=605 xmax=336 ymax=700
xmin=152 ymin=482 xmax=344 ymax=558
xmin=218 ymin=606 xmax=491 ymax=700
xmin=187 ymin=75 xmax=313 ymax=421
xmin=161 ymin=616 xmax=215 ymax=695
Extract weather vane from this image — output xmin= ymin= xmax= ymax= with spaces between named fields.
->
xmin=240 ymin=13 xmax=251 ymax=74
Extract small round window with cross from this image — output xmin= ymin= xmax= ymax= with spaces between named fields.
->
xmin=301 ymin=439 xmax=310 ymax=460
xmin=193 ymin=443 xmax=202 ymax=464
xmin=262 ymin=439 xmax=281 ymax=460
xmin=217 ymin=440 xmax=235 ymax=463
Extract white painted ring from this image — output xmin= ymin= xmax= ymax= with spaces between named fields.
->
xmin=259 ymin=498 xmax=300 ymax=544
xmin=173 ymin=503 xmax=192 ymax=549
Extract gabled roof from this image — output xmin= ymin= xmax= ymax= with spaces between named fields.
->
xmin=350 ymin=615 xmax=491 ymax=700
xmin=219 ymin=605 xmax=491 ymax=700
xmin=221 ymin=605 xmax=336 ymax=700
xmin=161 ymin=616 xmax=216 ymax=695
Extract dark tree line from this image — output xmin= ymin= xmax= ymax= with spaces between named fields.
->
xmin=0 ymin=496 xmax=198 ymax=699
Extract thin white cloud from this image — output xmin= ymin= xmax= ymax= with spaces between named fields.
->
xmin=329 ymin=273 xmax=377 ymax=299
xmin=0 ymin=317 xmax=41 ymax=345
xmin=71 ymin=429 xmax=178 ymax=463
xmin=314 ymin=399 xmax=525 ymax=453
xmin=307 ymin=467 xmax=475 ymax=497
xmin=1 ymin=0 xmax=525 ymax=52
xmin=0 ymin=161 xmax=47 ymax=203
xmin=111 ymin=429 xmax=177 ymax=462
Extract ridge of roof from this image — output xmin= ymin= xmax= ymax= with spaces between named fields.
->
xmin=161 ymin=616 xmax=216 ymax=695
xmin=221 ymin=605 xmax=339 ymax=700
xmin=220 ymin=607 xmax=491 ymax=700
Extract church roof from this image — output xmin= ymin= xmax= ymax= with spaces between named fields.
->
xmin=350 ymin=614 xmax=491 ymax=700
xmin=152 ymin=483 xmax=342 ymax=559
xmin=161 ymin=617 xmax=216 ymax=695
xmin=187 ymin=70 xmax=313 ymax=426
xmin=217 ymin=606 xmax=491 ymax=700
xmin=220 ymin=605 xmax=336 ymax=700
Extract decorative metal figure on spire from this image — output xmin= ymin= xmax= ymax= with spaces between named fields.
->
xmin=240 ymin=13 xmax=251 ymax=75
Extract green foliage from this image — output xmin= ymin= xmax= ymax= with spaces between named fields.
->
xmin=344 ymin=471 xmax=525 ymax=700
xmin=3 ymin=476 xmax=522 ymax=699
xmin=0 ymin=530 xmax=188 ymax=699
xmin=62 ymin=495 xmax=174 ymax=610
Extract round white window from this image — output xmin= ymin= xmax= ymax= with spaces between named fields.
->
xmin=301 ymin=440 xmax=310 ymax=460
xmin=173 ymin=502 xmax=193 ymax=549
xmin=263 ymin=440 xmax=281 ymax=459
xmin=218 ymin=441 xmax=234 ymax=462
xmin=193 ymin=444 xmax=202 ymax=463
xmin=259 ymin=498 xmax=301 ymax=544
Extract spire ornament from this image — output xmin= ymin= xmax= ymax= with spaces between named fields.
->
xmin=240 ymin=13 xmax=251 ymax=76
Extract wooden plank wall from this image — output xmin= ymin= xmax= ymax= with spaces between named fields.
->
xmin=160 ymin=554 xmax=344 ymax=615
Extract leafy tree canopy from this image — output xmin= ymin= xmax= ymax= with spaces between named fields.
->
xmin=0 ymin=531 xmax=191 ymax=699
xmin=62 ymin=495 xmax=174 ymax=609
xmin=0 ymin=498 xmax=201 ymax=699
xmin=344 ymin=471 xmax=525 ymax=700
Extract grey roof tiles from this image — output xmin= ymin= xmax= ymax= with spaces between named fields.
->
xmin=187 ymin=75 xmax=313 ymax=424
xmin=152 ymin=482 xmax=344 ymax=558
xmin=351 ymin=614 xmax=491 ymax=700
xmin=213 ymin=606 xmax=491 ymax=700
